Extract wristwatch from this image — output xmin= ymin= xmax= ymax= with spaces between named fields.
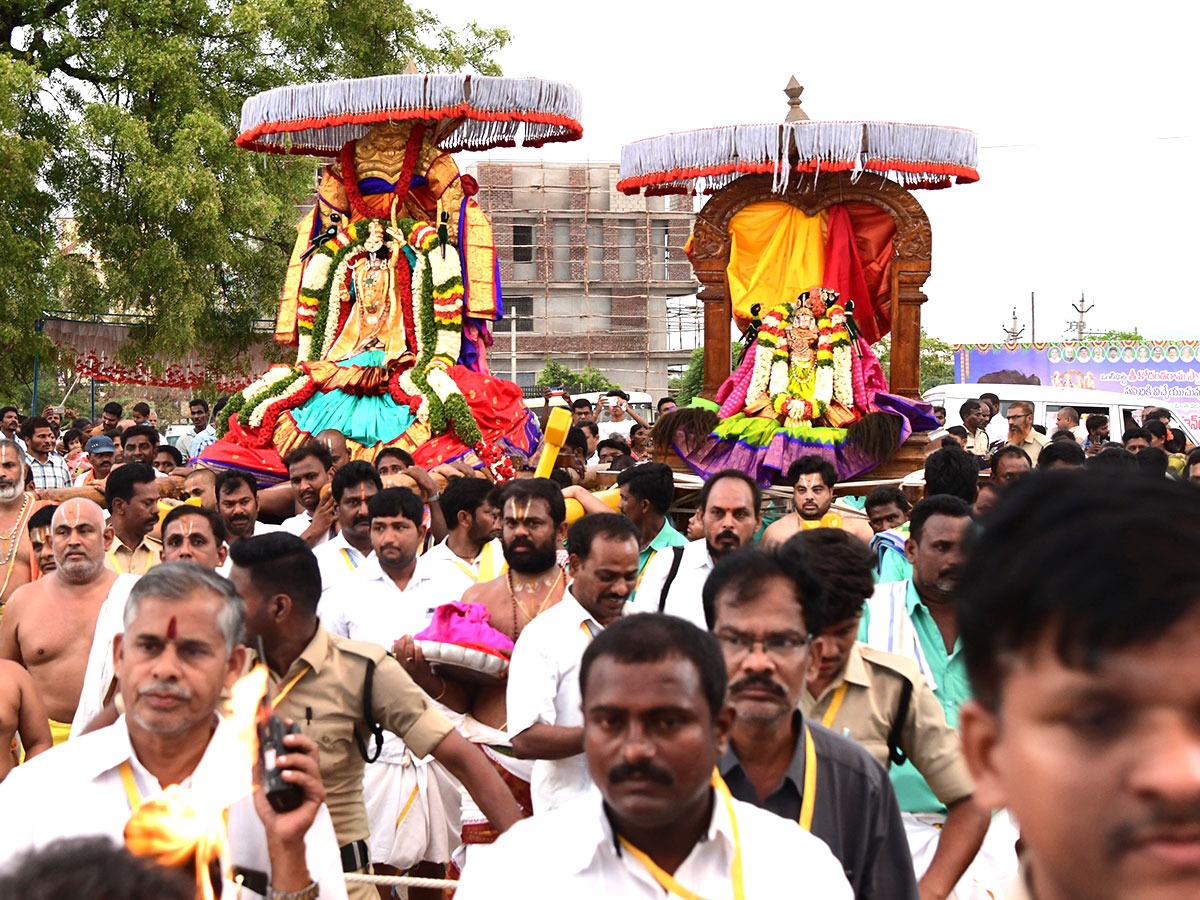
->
xmin=426 ymin=492 xmax=441 ymax=503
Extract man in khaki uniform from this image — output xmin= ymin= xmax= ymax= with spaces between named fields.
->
xmin=788 ymin=527 xmax=993 ymax=900
xmin=103 ymin=464 xmax=161 ymax=575
xmin=230 ymin=532 xmax=523 ymax=900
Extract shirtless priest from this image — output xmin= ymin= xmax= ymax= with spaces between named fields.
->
xmin=0 ymin=499 xmax=135 ymax=744
xmin=0 ymin=440 xmax=37 ymax=604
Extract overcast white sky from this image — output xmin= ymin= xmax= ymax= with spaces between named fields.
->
xmin=442 ymin=0 xmax=1198 ymax=343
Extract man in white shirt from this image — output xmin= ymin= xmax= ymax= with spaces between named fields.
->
xmin=313 ymin=460 xmax=380 ymax=619
xmin=507 ymin=513 xmax=641 ymax=813
xmin=215 ymin=470 xmax=283 ymax=543
xmin=330 ymin=487 xmax=463 ymax=873
xmin=72 ymin=504 xmax=229 ymax=738
xmin=959 ymin=399 xmax=992 ymax=459
xmin=280 ymin=442 xmax=337 ymax=548
xmin=457 ymin=613 xmax=852 ymax=899
xmin=633 ymin=469 xmax=762 ymax=627
xmin=414 ymin=476 xmax=502 ymax=603
xmin=176 ymin=397 xmax=212 ymax=461
xmin=0 ymin=562 xmax=347 ymax=899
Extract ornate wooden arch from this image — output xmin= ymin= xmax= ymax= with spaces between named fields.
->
xmin=689 ymin=171 xmax=932 ymax=402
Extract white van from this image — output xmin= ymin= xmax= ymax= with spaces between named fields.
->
xmin=923 ymin=383 xmax=1199 ymax=448
xmin=524 ymin=390 xmax=655 ymax=424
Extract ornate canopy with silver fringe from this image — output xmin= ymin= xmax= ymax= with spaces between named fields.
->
xmin=237 ymin=73 xmax=583 ymax=156
xmin=618 ymin=84 xmax=978 ymax=196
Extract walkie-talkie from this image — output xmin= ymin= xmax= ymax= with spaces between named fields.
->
xmin=257 ymin=637 xmax=304 ymax=813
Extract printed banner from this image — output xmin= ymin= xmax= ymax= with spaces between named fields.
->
xmin=953 ymin=341 xmax=1200 ymax=430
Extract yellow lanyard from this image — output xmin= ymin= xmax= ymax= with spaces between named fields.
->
xmin=820 ymin=682 xmax=849 ymax=730
xmin=107 ymin=550 xmax=123 ymax=574
xmin=272 ymin=665 xmax=312 ymax=709
xmin=477 ymin=541 xmax=503 ymax=582
xmin=635 ymin=549 xmax=657 ymax=592
xmin=617 ymin=771 xmax=745 ymax=900
xmin=797 ymin=725 xmax=818 ymax=832
xmin=339 ymin=548 xmax=359 ymax=570
xmin=119 ymin=760 xmax=142 ymax=811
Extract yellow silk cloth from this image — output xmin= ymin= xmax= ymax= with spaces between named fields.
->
xmin=461 ymin=197 xmax=498 ymax=319
xmin=726 ymin=202 xmax=827 ymax=327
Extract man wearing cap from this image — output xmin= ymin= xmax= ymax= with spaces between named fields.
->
xmin=73 ymin=436 xmax=116 ymax=487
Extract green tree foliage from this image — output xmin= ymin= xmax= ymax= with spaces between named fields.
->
xmin=0 ymin=0 xmax=509 ymax=393
xmin=872 ymin=331 xmax=956 ymax=393
xmin=669 ymin=342 xmax=744 ymax=405
xmin=535 ymin=360 xmax=616 ymax=393
xmin=1090 ymin=329 xmax=1142 ymax=341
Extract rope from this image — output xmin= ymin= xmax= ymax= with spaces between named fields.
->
xmin=345 ymin=873 xmax=460 ymax=889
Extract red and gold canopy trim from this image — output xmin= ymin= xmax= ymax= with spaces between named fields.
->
xmin=237 ymin=73 xmax=583 ymax=157
xmin=618 ymin=121 xmax=978 ymax=195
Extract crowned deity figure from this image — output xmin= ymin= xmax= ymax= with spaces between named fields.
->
xmin=208 ymin=73 xmax=583 ymax=471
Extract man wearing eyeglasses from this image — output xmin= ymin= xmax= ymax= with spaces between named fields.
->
xmin=1002 ymin=401 xmax=1049 ymax=464
xmin=702 ymin=542 xmax=919 ymax=900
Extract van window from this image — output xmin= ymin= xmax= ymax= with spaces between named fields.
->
xmin=1119 ymin=408 xmax=1141 ymax=435
xmin=1045 ymin=404 xmax=1108 ymax=436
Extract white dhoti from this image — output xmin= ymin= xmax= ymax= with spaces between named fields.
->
xmin=363 ymin=734 xmax=463 ymax=869
xmin=903 ymin=809 xmax=1020 ymax=900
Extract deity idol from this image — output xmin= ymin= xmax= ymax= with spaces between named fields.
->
xmin=210 ymin=74 xmax=583 ymax=468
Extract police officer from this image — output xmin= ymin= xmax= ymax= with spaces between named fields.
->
xmin=230 ymin=533 xmax=523 ymax=900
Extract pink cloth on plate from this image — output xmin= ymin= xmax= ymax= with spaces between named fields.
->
xmin=416 ymin=601 xmax=515 ymax=653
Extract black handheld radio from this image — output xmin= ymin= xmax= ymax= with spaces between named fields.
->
xmin=257 ymin=637 xmax=305 ymax=813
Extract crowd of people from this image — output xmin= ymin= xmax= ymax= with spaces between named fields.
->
xmin=0 ymin=389 xmax=1197 ymax=900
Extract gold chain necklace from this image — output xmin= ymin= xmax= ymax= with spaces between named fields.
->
xmin=508 ymin=566 xmax=564 ymax=640
xmin=0 ymin=493 xmax=32 ymax=566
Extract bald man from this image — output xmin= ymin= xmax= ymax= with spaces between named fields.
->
xmin=182 ymin=467 xmax=217 ymax=510
xmin=0 ymin=500 xmax=136 ymax=745
xmin=315 ymin=428 xmax=350 ymax=471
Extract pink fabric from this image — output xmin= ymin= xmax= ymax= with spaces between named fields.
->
xmin=416 ymin=601 xmax=514 ymax=653
xmin=717 ymin=344 xmax=757 ymax=417
xmin=851 ymin=335 xmax=888 ymax=415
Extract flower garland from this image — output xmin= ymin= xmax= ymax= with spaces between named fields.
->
xmin=747 ymin=305 xmax=788 ymax=401
xmin=829 ymin=304 xmax=854 ymax=407
xmin=474 ymin=440 xmax=516 ymax=482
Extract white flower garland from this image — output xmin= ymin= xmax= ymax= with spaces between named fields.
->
xmin=833 ymin=344 xmax=854 ymax=406
xmin=300 ymin=253 xmax=332 ymax=292
xmin=242 ymin=365 xmax=294 ymax=401
xmin=247 ymin=373 xmax=310 ymax=427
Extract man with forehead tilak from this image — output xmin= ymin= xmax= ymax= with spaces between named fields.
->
xmin=0 ymin=440 xmax=37 ymax=603
xmin=455 ymin=614 xmax=853 ymax=899
xmin=71 ymin=505 xmax=222 ymax=739
xmin=0 ymin=562 xmax=347 ymax=899
xmin=403 ymin=479 xmax=568 ymax=862
xmin=0 ymin=499 xmax=138 ymax=746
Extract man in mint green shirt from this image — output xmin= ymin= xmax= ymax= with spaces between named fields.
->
xmin=616 ymin=463 xmax=687 ymax=601
xmin=860 ymin=495 xmax=1002 ymax=895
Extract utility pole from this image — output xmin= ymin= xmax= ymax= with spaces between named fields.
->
xmin=1030 ymin=291 xmax=1036 ymax=343
xmin=1069 ymin=292 xmax=1093 ymax=342
xmin=1002 ymin=307 xmax=1025 ymax=342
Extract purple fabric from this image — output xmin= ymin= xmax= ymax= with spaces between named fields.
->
xmin=672 ymin=392 xmax=939 ymax=486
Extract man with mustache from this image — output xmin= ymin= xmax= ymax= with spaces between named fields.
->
xmin=704 ymin=542 xmax=920 ymax=900
xmin=795 ymin=528 xmax=995 ymax=900
xmin=0 ymin=562 xmax=349 ymax=899
xmin=71 ymin=504 xmax=228 ymax=739
xmin=26 ymin=504 xmax=57 ymax=575
xmin=408 ymin=476 xmax=502 ymax=602
xmin=0 ymin=440 xmax=36 ymax=603
xmin=507 ymin=513 xmax=641 ymax=813
xmin=633 ymin=468 xmax=762 ymax=627
xmin=231 ymin=533 xmax=522 ymax=900
xmin=455 ymin=613 xmax=852 ymax=899
xmin=72 ymin=435 xmax=117 ymax=487
xmin=329 ymin=487 xmax=462 ymax=883
xmin=763 ymin=456 xmax=874 ymax=549
xmin=215 ymin=470 xmax=282 ymax=544
xmin=862 ymin=496 xmax=1007 ymax=898
xmin=1002 ymin=401 xmax=1048 ymax=464
xmin=313 ymin=460 xmax=381 ymax=615
xmin=0 ymin=498 xmax=138 ymax=745
xmin=120 ymin=424 xmax=164 ymax=475
xmin=959 ymin=472 xmax=1200 ymax=900
xmin=403 ymin=478 xmax=566 ymax=865
xmin=104 ymin=464 xmax=161 ymax=575
xmin=280 ymin=442 xmax=337 ymax=548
